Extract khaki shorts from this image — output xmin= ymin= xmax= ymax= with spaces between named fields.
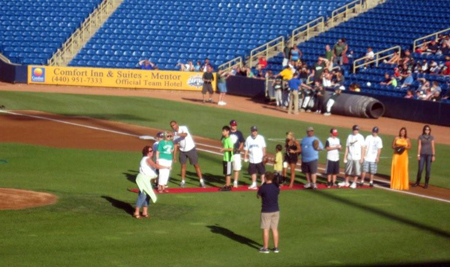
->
xmin=260 ymin=211 xmax=280 ymax=230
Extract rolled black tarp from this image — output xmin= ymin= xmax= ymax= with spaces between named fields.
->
xmin=325 ymin=91 xmax=385 ymax=119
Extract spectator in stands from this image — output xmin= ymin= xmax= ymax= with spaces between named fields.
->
xmin=430 ymin=91 xmax=441 ymax=102
xmin=349 ymin=83 xmax=361 ymax=92
xmin=290 ymin=44 xmax=302 ymax=62
xmin=363 ymin=47 xmax=375 ymax=67
xmin=277 ymin=66 xmax=294 ymax=81
xmin=442 ymin=62 xmax=450 ymax=76
xmin=139 ymin=59 xmax=156 ymax=70
xmin=415 ymin=90 xmax=424 ymax=100
xmin=429 ymin=61 xmax=440 ymax=74
xmin=443 ymin=86 xmax=450 ymax=99
xmin=322 ymin=69 xmax=332 ymax=88
xmin=312 ymin=57 xmax=328 ymax=82
xmin=283 ymin=45 xmax=291 ymax=67
xmin=201 ymin=58 xmax=214 ymax=72
xmin=202 ymin=66 xmax=214 ymax=103
xmin=331 ymin=70 xmax=345 ymax=88
xmin=299 ymin=66 xmax=310 ymax=84
xmin=441 ymin=38 xmax=450 ymax=55
xmin=258 ymin=57 xmax=268 ymax=69
xmin=417 ymin=78 xmax=430 ymax=93
xmin=427 ymin=40 xmax=439 ymax=54
xmin=401 ymin=70 xmax=413 ymax=88
xmin=195 ymin=61 xmax=202 ymax=72
xmin=255 ymin=70 xmax=265 ymax=80
xmin=236 ymin=66 xmax=247 ymax=77
xmin=423 ymin=89 xmax=433 ymax=100
xmin=430 ymin=81 xmax=442 ymax=94
xmin=413 ymin=62 xmax=422 ymax=74
xmin=401 ymin=50 xmax=414 ymax=67
xmin=404 ymin=90 xmax=414 ymax=99
xmin=386 ymin=51 xmax=400 ymax=65
xmin=380 ymin=73 xmax=397 ymax=87
xmin=393 ymin=67 xmax=401 ymax=79
xmin=325 ymin=45 xmax=334 ymax=70
xmin=333 ymin=39 xmax=346 ymax=66
xmin=176 ymin=61 xmax=194 ymax=72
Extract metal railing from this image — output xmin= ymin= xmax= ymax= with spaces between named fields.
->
xmin=290 ymin=17 xmax=325 ymax=47
xmin=48 ymin=0 xmax=123 ymax=66
xmin=219 ymin=0 xmax=384 ymax=72
xmin=329 ymin=0 xmax=364 ymax=27
xmin=218 ymin=56 xmax=243 ymax=71
xmin=413 ymin=27 xmax=450 ymax=52
xmin=353 ymin=46 xmax=401 ymax=73
xmin=248 ymin=36 xmax=285 ymax=68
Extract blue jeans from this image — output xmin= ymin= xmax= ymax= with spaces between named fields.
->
xmin=136 ymin=191 xmax=150 ymax=208
xmin=416 ymin=155 xmax=432 ymax=184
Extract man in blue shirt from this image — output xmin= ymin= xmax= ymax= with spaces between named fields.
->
xmin=287 ymin=74 xmax=311 ymax=115
xmin=139 ymin=59 xmax=156 ymax=70
xmin=301 ymin=127 xmax=324 ymax=189
xmin=257 ymin=172 xmax=280 ymax=253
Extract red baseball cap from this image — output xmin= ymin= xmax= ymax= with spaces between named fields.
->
xmin=229 ymin=120 xmax=237 ymax=126
xmin=330 ymin=128 xmax=338 ymax=136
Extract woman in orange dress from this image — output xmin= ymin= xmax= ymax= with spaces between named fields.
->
xmin=390 ymin=127 xmax=412 ymax=190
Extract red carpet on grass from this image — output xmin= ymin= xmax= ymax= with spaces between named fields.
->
xmin=128 ymin=184 xmax=372 ymax=194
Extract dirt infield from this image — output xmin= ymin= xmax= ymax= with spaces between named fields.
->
xmin=1 ymin=83 xmax=449 ymax=145
xmin=0 ymin=188 xmax=57 ymax=210
xmin=1 ymin=110 xmax=449 ymax=203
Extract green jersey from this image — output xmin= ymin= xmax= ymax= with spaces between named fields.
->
xmin=157 ymin=140 xmax=174 ymax=161
xmin=222 ymin=136 xmax=234 ymax=162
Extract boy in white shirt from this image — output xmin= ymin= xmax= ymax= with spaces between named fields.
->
xmin=244 ymin=126 xmax=267 ymax=190
xmin=325 ymin=128 xmax=342 ymax=188
xmin=340 ymin=125 xmax=365 ymax=189
xmin=361 ymin=127 xmax=383 ymax=187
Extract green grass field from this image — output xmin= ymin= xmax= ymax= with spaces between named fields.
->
xmin=0 ymin=143 xmax=449 ymax=266
xmin=0 ymin=91 xmax=450 ymax=266
xmin=1 ymin=91 xmax=449 ymax=189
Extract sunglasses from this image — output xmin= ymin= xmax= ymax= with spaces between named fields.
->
xmin=148 ymin=149 xmax=153 ymax=153
xmin=167 ymin=135 xmax=173 ymax=138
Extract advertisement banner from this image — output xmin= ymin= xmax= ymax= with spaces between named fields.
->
xmin=27 ymin=66 xmax=216 ymax=91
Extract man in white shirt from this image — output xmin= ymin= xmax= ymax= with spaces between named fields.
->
xmin=244 ymin=126 xmax=266 ymax=190
xmin=170 ymin=120 xmax=205 ymax=188
xmin=325 ymin=128 xmax=342 ymax=188
xmin=339 ymin=125 xmax=365 ymax=189
xmin=361 ymin=127 xmax=383 ymax=187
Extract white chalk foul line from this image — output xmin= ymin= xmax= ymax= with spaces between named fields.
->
xmin=2 ymin=110 xmax=449 ymax=204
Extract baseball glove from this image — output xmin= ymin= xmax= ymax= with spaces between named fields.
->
xmin=263 ymin=156 xmax=269 ymax=166
xmin=313 ymin=139 xmax=320 ymax=150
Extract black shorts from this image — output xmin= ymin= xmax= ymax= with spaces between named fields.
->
xmin=326 ymin=160 xmax=340 ymax=175
xmin=284 ymin=153 xmax=298 ymax=164
xmin=248 ymin=163 xmax=265 ymax=175
xmin=179 ymin=148 xmax=199 ymax=165
xmin=301 ymin=160 xmax=318 ymax=174
xmin=223 ymin=161 xmax=232 ymax=176
xmin=202 ymin=83 xmax=213 ymax=94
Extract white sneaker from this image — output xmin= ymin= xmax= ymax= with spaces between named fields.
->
xmin=312 ymin=183 xmax=318 ymax=190
xmin=304 ymin=183 xmax=311 ymax=189
xmin=324 ymin=112 xmax=331 ymax=116
xmin=338 ymin=182 xmax=350 ymax=187
xmin=248 ymin=184 xmax=257 ymax=190
xmin=222 ymin=102 xmax=227 ymax=105
xmin=233 ymin=181 xmax=238 ymax=188
xmin=350 ymin=183 xmax=357 ymax=189
xmin=200 ymin=181 xmax=206 ymax=188
xmin=180 ymin=181 xmax=185 ymax=188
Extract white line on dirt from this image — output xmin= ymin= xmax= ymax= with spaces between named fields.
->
xmin=2 ymin=110 xmax=449 ymax=204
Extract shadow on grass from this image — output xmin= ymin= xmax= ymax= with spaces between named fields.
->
xmin=102 ymin=196 xmax=134 ymax=215
xmin=123 ymin=172 xmax=137 ymax=183
xmin=207 ymin=224 xmax=262 ymax=249
xmin=313 ymin=190 xmax=450 ymax=239
xmin=185 ymin=171 xmax=225 ymax=187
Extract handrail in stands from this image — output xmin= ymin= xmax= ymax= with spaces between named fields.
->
xmin=48 ymin=0 xmax=124 ymax=66
xmin=413 ymin=28 xmax=450 ymax=52
xmin=353 ymin=46 xmax=401 ymax=73
xmin=249 ymin=36 xmax=285 ymax=69
xmin=214 ymin=0 xmax=385 ymax=71
xmin=290 ymin=17 xmax=325 ymax=47
xmin=218 ymin=57 xmax=242 ymax=71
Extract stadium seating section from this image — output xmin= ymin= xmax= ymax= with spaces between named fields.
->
xmin=69 ymin=0 xmax=354 ymax=69
xmin=0 ymin=0 xmax=102 ymax=65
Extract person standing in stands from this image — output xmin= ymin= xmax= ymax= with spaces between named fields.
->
xmin=290 ymin=44 xmax=302 ymax=62
xmin=325 ymin=45 xmax=334 ymax=70
xmin=202 ymin=66 xmax=214 ymax=103
xmin=414 ymin=125 xmax=435 ymax=189
xmin=361 ymin=127 xmax=383 ymax=187
xmin=312 ymin=57 xmax=327 ymax=82
xmin=201 ymin=58 xmax=214 ymax=72
xmin=229 ymin=120 xmax=245 ymax=188
xmin=283 ymin=45 xmax=291 ymax=67
xmin=170 ymin=120 xmax=206 ymax=188
xmin=391 ymin=127 xmax=411 ymax=191
xmin=333 ymin=39 xmax=346 ymax=66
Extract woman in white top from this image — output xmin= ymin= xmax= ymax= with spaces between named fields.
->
xmin=134 ymin=146 xmax=170 ymax=219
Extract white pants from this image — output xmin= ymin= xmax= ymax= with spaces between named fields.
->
xmin=326 ymin=99 xmax=335 ymax=113
xmin=275 ymin=89 xmax=283 ymax=106
xmin=282 ymin=58 xmax=289 ymax=67
xmin=158 ymin=159 xmax=172 ymax=186
xmin=233 ymin=154 xmax=242 ymax=171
